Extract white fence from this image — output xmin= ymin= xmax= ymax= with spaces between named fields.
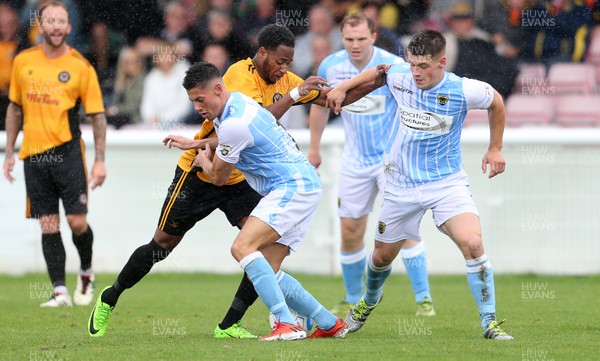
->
xmin=1 ymin=126 xmax=599 ymax=275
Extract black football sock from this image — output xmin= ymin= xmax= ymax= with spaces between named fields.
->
xmin=219 ymin=272 xmax=259 ymax=330
xmin=101 ymin=239 xmax=170 ymax=307
xmin=41 ymin=232 xmax=66 ymax=288
xmin=72 ymin=225 xmax=93 ymax=271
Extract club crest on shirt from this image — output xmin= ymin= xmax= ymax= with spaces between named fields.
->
xmin=220 ymin=144 xmax=232 ymax=156
xmin=58 ymin=71 xmax=70 ymax=83
xmin=273 ymin=93 xmax=283 ymax=103
xmin=437 ymin=95 xmax=449 ymax=106
xmin=378 ymin=221 xmax=386 ymax=234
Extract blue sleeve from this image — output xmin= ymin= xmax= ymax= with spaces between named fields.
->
xmin=317 ymin=58 xmax=328 ymax=79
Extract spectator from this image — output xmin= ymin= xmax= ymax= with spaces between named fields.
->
xmin=319 ymin=0 xmax=355 ymax=23
xmin=242 ymin=0 xmax=277 ymax=48
xmin=160 ymin=1 xmax=199 ymax=60
xmin=106 ymin=47 xmax=146 ymax=128
xmin=382 ymin=0 xmax=429 ymax=35
xmin=411 ymin=0 xmax=470 ymax=33
xmin=179 ymin=0 xmax=203 ymax=29
xmin=444 ymin=2 xmax=519 ymax=99
xmin=197 ymin=0 xmax=236 ymax=29
xmin=287 ymin=34 xmax=334 ymax=129
xmin=292 ymin=5 xmax=343 ymax=78
xmin=444 ymin=2 xmax=490 ymax=71
xmin=80 ymin=21 xmax=126 ymax=96
xmin=77 ymin=0 xmax=162 ymax=44
xmin=140 ymin=41 xmax=191 ymax=128
xmin=478 ymin=0 xmax=533 ymax=59
xmin=0 ymin=3 xmax=26 ymax=130
xmin=305 ymin=34 xmax=332 ymax=79
xmin=201 ymin=43 xmax=230 ymax=74
xmin=521 ymin=0 xmax=593 ymax=67
xmin=360 ymin=0 xmax=404 ymax=56
xmin=203 ymin=9 xmax=252 ymax=62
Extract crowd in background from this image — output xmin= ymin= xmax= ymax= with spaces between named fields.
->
xmin=1 ymin=0 xmax=599 ymax=130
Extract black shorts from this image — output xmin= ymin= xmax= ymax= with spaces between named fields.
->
xmin=158 ymin=166 xmax=262 ymax=236
xmin=23 ymin=138 xmax=88 ymax=218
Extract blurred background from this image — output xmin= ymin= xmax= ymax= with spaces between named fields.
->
xmin=1 ymin=0 xmax=600 ymax=275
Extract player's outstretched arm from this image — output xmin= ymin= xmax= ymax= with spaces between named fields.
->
xmin=89 ymin=112 xmax=107 ymax=189
xmin=311 ymin=68 xmax=386 ymax=108
xmin=326 ymin=65 xmax=386 ymax=114
xmin=307 ymin=104 xmax=331 ymax=168
xmin=266 ymin=75 xmax=329 ymax=120
xmin=3 ymin=102 xmax=22 ymax=183
xmin=342 ymin=67 xmax=388 ymax=106
xmin=163 ymin=135 xmax=217 ymax=150
xmin=482 ymin=89 xmax=506 ymax=179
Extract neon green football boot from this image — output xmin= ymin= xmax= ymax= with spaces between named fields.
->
xmin=415 ymin=297 xmax=437 ymax=316
xmin=88 ymin=286 xmax=114 ymax=337
xmin=483 ymin=319 xmax=514 ymax=340
xmin=214 ymin=321 xmax=257 ymax=339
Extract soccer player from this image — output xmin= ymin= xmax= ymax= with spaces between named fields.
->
xmin=87 ymin=24 xmax=369 ymax=338
xmin=3 ymin=0 xmax=106 ymax=307
xmin=308 ymin=12 xmax=435 ymax=317
xmin=326 ymin=29 xmax=513 ymax=340
xmin=187 ymin=24 xmax=378 ymax=339
xmin=188 ymin=61 xmax=347 ymax=340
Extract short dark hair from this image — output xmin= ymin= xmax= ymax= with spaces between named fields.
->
xmin=407 ymin=30 xmax=446 ymax=58
xmin=182 ymin=62 xmax=221 ymax=90
xmin=257 ymin=24 xmax=295 ymax=51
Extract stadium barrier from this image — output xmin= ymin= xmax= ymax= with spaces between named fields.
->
xmin=1 ymin=125 xmax=600 ymax=275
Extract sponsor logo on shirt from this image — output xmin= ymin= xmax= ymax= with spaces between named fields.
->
xmin=400 ymin=106 xmax=453 ymax=135
xmin=393 ymin=86 xmax=413 ymax=95
xmin=26 ymin=93 xmax=59 ymax=105
xmin=342 ymin=95 xmax=386 ymax=115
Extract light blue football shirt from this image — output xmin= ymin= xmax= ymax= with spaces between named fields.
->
xmin=318 ymin=47 xmax=403 ymax=168
xmin=385 ymin=63 xmax=495 ymax=187
xmin=214 ymin=92 xmax=322 ymax=196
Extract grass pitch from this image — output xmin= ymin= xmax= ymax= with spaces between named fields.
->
xmin=1 ymin=273 xmax=598 ymax=361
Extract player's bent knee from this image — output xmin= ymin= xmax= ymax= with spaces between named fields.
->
xmin=67 ymin=215 xmax=88 ymax=235
xmin=459 ymin=238 xmax=485 ymax=259
xmin=152 ymin=229 xmax=183 ymax=251
xmin=371 ymin=250 xmax=395 ymax=267
xmin=154 ymin=238 xmax=179 ymax=251
xmin=230 ymin=242 xmax=248 ymax=262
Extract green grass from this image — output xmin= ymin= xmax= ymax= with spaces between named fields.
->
xmin=1 ymin=273 xmax=598 ymax=361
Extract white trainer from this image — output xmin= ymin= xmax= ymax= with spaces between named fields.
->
xmin=73 ymin=274 xmax=95 ymax=306
xmin=40 ymin=292 xmax=73 ymax=307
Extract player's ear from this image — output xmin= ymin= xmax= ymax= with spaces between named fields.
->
xmin=257 ymin=47 xmax=268 ymax=60
xmin=214 ymin=82 xmax=223 ymax=95
xmin=438 ymin=55 xmax=446 ymax=68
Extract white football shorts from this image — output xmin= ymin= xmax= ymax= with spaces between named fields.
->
xmin=251 ymin=188 xmax=322 ymax=252
xmin=375 ymin=169 xmax=479 ymax=243
xmin=338 ymin=163 xmax=384 ymax=219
